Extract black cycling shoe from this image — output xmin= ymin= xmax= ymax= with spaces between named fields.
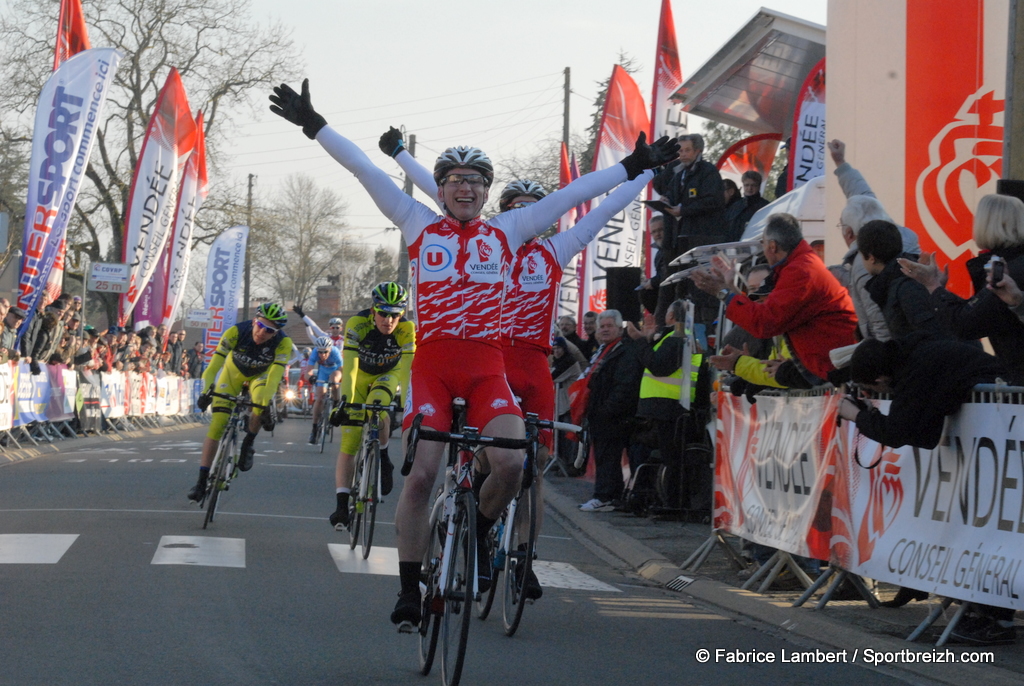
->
xmin=391 ymin=590 xmax=422 ymax=626
xmin=380 ymin=452 xmax=395 ymax=496
xmin=308 ymin=427 xmax=319 ymax=445
xmin=477 ymin=537 xmax=492 ymax=594
xmin=329 ymin=507 xmax=349 ymax=530
xmin=238 ymin=433 xmax=256 ymax=472
xmin=515 ymin=543 xmax=543 ymax=599
xmin=187 ymin=480 xmax=206 ymax=503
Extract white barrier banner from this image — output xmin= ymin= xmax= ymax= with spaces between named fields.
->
xmin=100 ymin=371 xmax=126 ymax=419
xmin=61 ymin=369 xmax=77 ymax=416
xmin=129 ymin=372 xmax=143 ymax=417
xmin=0 ymin=363 xmax=14 ymax=431
xmin=832 ymin=400 xmax=1024 ymax=612
xmin=714 ymin=392 xmax=840 ymax=562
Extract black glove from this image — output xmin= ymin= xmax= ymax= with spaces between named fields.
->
xmin=329 ymin=406 xmax=345 ymax=427
xmin=845 ymin=394 xmax=869 ymax=413
xmin=620 ymin=132 xmax=681 ymax=180
xmin=261 ymin=411 xmax=276 ymax=432
xmin=379 ymin=126 xmax=405 ymax=158
xmin=29 ymin=360 xmax=41 ymax=376
xmin=292 ymin=304 xmax=305 ymax=319
xmin=197 ymin=392 xmax=213 ymax=412
xmin=269 ymin=79 xmax=327 ymax=140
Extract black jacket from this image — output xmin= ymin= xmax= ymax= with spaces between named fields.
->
xmin=724 ymin=194 xmax=769 ymax=243
xmin=931 ymin=246 xmax=1024 ymax=383
xmin=865 ymin=258 xmax=945 ymax=339
xmin=854 ymin=332 xmax=1006 ymax=449
xmin=586 ymin=338 xmax=642 ymax=436
xmin=652 ymin=158 xmax=726 ymax=253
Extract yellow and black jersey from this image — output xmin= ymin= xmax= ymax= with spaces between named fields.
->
xmin=342 ymin=309 xmax=416 ymax=376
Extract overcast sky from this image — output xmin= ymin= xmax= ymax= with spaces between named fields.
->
xmin=229 ymin=0 xmax=828 ymax=253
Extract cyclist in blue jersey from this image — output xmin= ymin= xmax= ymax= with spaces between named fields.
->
xmin=310 ymin=335 xmax=342 ymax=445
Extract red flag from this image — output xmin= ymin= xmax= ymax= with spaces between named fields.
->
xmin=650 ymin=0 xmax=685 ymax=141
xmin=716 ymin=133 xmax=783 ymax=187
xmin=557 ymin=143 xmax=575 ymax=234
xmin=53 ymin=0 xmax=91 ymax=71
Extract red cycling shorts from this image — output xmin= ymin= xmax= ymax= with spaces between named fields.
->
xmin=403 ymin=339 xmax=522 ymax=433
xmin=503 ymin=340 xmax=554 ymax=450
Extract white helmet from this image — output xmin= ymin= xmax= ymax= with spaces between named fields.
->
xmin=328 ymin=317 xmax=343 ymax=327
xmin=433 ymin=146 xmax=494 ymax=185
xmin=499 ymin=179 xmax=547 ymax=212
xmin=315 ymin=336 xmax=333 ymax=352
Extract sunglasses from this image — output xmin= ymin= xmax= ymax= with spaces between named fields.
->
xmin=509 ymin=201 xmax=536 ymax=210
xmin=254 ymin=319 xmax=281 ymax=332
xmin=374 ymin=309 xmax=403 ymax=319
xmin=440 ymin=173 xmax=487 ymax=187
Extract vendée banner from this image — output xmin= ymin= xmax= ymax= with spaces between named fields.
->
xmin=787 ymin=57 xmax=826 ymax=193
xmin=17 ymin=47 xmax=123 ymax=339
xmin=119 ymin=68 xmax=197 ymax=326
xmin=203 ymin=226 xmax=249 ymax=360
xmin=579 ymin=65 xmax=649 ymax=315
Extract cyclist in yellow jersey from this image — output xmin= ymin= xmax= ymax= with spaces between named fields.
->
xmin=328 ymin=282 xmax=416 ymax=528
xmin=187 ymin=303 xmax=293 ymax=501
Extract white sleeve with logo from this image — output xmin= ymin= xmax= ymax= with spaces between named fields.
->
xmin=316 ymin=127 xmax=439 ymax=245
xmin=546 ymin=170 xmax=654 ymax=268
xmin=394 ymin=150 xmax=442 ymax=210
xmin=493 ymin=163 xmax=629 ymax=248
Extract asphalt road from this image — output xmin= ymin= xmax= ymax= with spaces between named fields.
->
xmin=0 ymin=416 xmax=918 ymax=686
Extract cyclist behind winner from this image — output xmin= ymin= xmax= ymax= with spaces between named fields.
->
xmin=187 ymin=303 xmax=293 ymax=501
xmin=309 ymin=334 xmax=343 ymax=445
xmin=328 ymin=281 xmax=416 ymax=529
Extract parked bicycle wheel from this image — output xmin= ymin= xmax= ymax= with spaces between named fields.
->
xmin=440 ymin=492 xmax=476 ymax=686
xmin=502 ymin=480 xmax=537 ymax=636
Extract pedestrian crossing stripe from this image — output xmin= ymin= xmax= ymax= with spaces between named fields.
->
xmin=533 ymin=561 xmax=621 ymax=592
xmin=0 ymin=534 xmax=79 ymax=563
xmin=328 ymin=544 xmax=399 ymax=576
xmin=150 ymin=536 xmax=246 ymax=568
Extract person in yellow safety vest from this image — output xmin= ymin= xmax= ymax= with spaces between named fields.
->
xmin=626 ymin=299 xmax=712 ymax=514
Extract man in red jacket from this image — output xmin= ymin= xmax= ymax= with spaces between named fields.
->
xmin=693 ymin=213 xmax=857 ymax=387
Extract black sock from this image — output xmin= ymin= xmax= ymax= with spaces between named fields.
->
xmin=336 ymin=491 xmax=349 ymax=511
xmin=476 ymin=510 xmax=497 ymax=542
xmin=198 ymin=466 xmax=209 ymax=482
xmin=472 ymin=470 xmax=489 ymax=500
xmin=399 ymin=561 xmax=421 ymax=595
xmin=380 ymin=444 xmax=390 ymax=463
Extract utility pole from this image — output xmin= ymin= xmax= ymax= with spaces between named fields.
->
xmin=398 ymin=133 xmax=415 ymax=289
xmin=1001 ymin=0 xmax=1024 ymax=201
xmin=563 ymin=67 xmax=571 ymax=148
xmin=244 ymin=173 xmax=254 ymax=319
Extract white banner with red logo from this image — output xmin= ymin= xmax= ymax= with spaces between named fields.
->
xmin=17 ymin=48 xmax=122 ymax=339
xmin=832 ymin=399 xmax=1024 ymax=612
xmin=203 ymin=226 xmax=249 ymax=359
xmin=580 ymin=65 xmax=649 ymax=315
xmin=714 ymin=392 xmax=838 ymax=561
xmin=787 ymin=57 xmax=826 ymax=192
xmin=119 ymin=68 xmax=197 ymax=326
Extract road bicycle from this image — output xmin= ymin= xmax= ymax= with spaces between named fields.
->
xmin=401 ymin=399 xmax=530 ymax=686
xmin=197 ymin=391 xmax=262 ymax=529
xmin=474 ymin=413 xmax=580 ymax=636
xmin=316 ymin=381 xmax=339 ymax=454
xmin=337 ymin=397 xmax=396 ymax=559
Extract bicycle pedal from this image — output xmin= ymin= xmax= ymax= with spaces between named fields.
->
xmin=396 ymin=621 xmax=416 ymax=634
xmin=334 ymin=523 xmax=346 ymax=532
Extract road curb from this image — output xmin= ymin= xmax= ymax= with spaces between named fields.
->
xmin=543 ymin=481 xmax=1021 ymax=686
xmin=0 ymin=420 xmax=205 ymax=467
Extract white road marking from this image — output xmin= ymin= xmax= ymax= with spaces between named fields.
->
xmin=265 ymin=463 xmax=329 ymax=469
xmin=328 ymin=544 xmax=399 ymax=576
xmin=0 ymin=534 xmax=79 ymax=564
xmin=151 ymin=536 xmax=245 ymax=568
xmin=533 ymin=561 xmax=621 ymax=592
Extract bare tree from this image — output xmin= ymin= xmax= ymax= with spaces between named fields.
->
xmin=0 ymin=0 xmax=302 ymax=321
xmin=339 ymin=245 xmax=398 ymax=312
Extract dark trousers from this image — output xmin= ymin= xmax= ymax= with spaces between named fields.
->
xmin=591 ymin=429 xmax=629 ymax=502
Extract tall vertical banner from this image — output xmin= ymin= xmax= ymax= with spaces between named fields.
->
xmin=556 ymin=143 xmax=580 ymax=320
xmin=53 ymin=0 xmax=91 ymax=70
xmin=119 ymin=68 xmax=197 ymax=326
xmin=17 ymin=48 xmax=123 ymax=339
xmin=579 ymin=65 xmax=650 ymax=315
xmin=787 ymin=57 xmax=827 ymax=193
xmin=906 ymin=0 xmax=1006 ymax=297
xmin=161 ymin=112 xmax=209 ymax=336
xmin=203 ymin=226 xmax=249 ymax=359
xmin=649 ymin=0 xmax=686 ymax=142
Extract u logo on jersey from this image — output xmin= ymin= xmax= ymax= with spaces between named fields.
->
xmin=423 ymin=245 xmax=453 ymax=272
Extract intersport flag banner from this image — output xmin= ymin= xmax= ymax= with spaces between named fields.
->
xmin=906 ymin=0 xmax=1006 ymax=298
xmin=119 ymin=68 xmax=197 ymax=326
xmin=716 ymin=133 xmax=783 ymax=189
xmin=787 ymin=58 xmax=826 ymax=192
xmin=203 ymin=226 xmax=249 ymax=359
xmin=713 ymin=392 xmax=839 ymax=562
xmin=161 ymin=112 xmax=209 ymax=335
xmin=555 ymin=143 xmax=579 ymax=321
xmin=580 ymin=65 xmax=649 ymax=315
xmin=17 ymin=48 xmax=122 ymax=339
xmin=53 ymin=0 xmax=91 ymax=70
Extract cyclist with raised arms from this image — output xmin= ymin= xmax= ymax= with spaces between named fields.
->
xmin=269 ymin=79 xmax=677 ymax=627
xmin=187 ymin=303 xmax=293 ymax=501
xmin=307 ymin=334 xmax=343 ymax=444
xmin=328 ymin=281 xmax=416 ymax=529
xmin=382 ymin=127 xmax=659 ymax=601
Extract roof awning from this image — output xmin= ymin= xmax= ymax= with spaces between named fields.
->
xmin=672 ymin=8 xmax=826 ymax=136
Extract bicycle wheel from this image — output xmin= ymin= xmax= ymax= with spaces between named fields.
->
xmin=418 ymin=495 xmax=444 ymax=676
xmin=361 ymin=439 xmax=380 ymax=559
xmin=474 ymin=517 xmax=500 ymax=620
xmin=348 ymin=440 xmax=364 ymax=550
xmin=203 ymin=431 xmax=234 ymax=529
xmin=318 ymin=407 xmax=329 ymax=454
xmin=502 ymin=480 xmax=537 ymax=636
xmin=441 ymin=492 xmax=475 ymax=686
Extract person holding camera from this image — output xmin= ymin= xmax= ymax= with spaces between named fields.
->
xmin=899 ymin=193 xmax=1024 ymax=383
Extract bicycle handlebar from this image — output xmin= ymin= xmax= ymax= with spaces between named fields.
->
xmin=208 ymin=391 xmax=267 ymax=410
xmin=338 ymin=399 xmax=398 ymax=414
xmin=401 ymin=412 xmax=533 ymax=477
